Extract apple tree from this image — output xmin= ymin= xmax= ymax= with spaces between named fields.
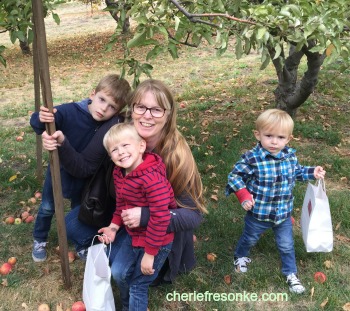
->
xmin=0 ymin=0 xmax=59 ymax=64
xmin=108 ymin=0 xmax=350 ymax=116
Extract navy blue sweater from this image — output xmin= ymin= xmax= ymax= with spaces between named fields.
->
xmin=30 ymin=99 xmax=103 ymax=153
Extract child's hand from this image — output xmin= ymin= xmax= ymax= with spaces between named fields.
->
xmin=314 ymin=166 xmax=326 ymax=179
xmin=141 ymin=253 xmax=155 ymax=275
xmin=242 ymin=198 xmax=255 ymax=211
xmin=42 ymin=131 xmax=65 ymax=150
xmin=97 ymin=226 xmax=119 ymax=244
xmin=39 ymin=106 xmax=57 ymax=123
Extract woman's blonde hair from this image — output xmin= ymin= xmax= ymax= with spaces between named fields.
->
xmin=128 ymin=79 xmax=207 ymax=213
xmin=255 ymin=108 xmax=294 ymax=135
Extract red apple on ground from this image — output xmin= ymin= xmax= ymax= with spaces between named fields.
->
xmin=0 ymin=263 xmax=13 ymax=275
xmin=291 ymin=216 xmax=295 ymax=225
xmin=5 ymin=216 xmax=15 ymax=224
xmin=71 ymin=301 xmax=86 ymax=311
xmin=16 ymin=136 xmax=23 ymax=141
xmin=206 ymin=253 xmax=217 ymax=262
xmin=8 ymin=257 xmax=17 ymax=266
xmin=38 ymin=303 xmax=50 ymax=311
xmin=314 ymin=271 xmax=327 ymax=283
xmin=21 ymin=211 xmax=30 ymax=220
xmin=193 ymin=234 xmax=197 ymax=243
xmin=68 ymin=251 xmax=76 ymax=263
xmin=28 ymin=197 xmax=37 ymax=204
xmin=34 ymin=191 xmax=42 ymax=199
xmin=14 ymin=218 xmax=22 ymax=224
xmin=25 ymin=215 xmax=35 ymax=223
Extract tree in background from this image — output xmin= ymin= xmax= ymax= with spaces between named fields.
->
xmin=0 ymin=0 xmax=59 ymax=64
xmin=108 ymin=0 xmax=350 ymax=116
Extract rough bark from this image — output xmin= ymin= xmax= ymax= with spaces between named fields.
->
xmin=269 ymin=42 xmax=326 ymax=117
xmin=20 ymin=39 xmax=31 ymax=55
xmin=104 ymin=0 xmax=130 ymax=33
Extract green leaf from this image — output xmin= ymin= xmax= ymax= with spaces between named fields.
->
xmin=235 ymin=37 xmax=244 ymax=59
xmin=256 ymin=27 xmax=267 ymax=40
xmin=52 ymin=13 xmax=60 ymax=25
xmin=127 ymin=31 xmax=147 ymax=49
xmin=273 ymin=43 xmax=282 ymax=60
xmin=168 ymin=42 xmax=178 ymax=59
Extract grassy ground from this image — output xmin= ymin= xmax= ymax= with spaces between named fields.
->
xmin=1 ymin=2 xmax=350 ymax=311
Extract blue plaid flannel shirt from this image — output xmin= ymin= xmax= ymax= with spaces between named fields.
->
xmin=226 ymin=143 xmax=315 ymax=224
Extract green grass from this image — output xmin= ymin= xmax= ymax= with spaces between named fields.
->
xmin=1 ymin=4 xmax=350 ymax=311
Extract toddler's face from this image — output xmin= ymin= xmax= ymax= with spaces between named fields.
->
xmin=254 ymin=126 xmax=292 ymax=155
xmin=107 ymin=135 xmax=146 ymax=174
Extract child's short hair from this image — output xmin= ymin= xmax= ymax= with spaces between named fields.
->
xmin=103 ymin=123 xmax=143 ymax=153
xmin=95 ymin=74 xmax=131 ymax=109
xmin=255 ymin=109 xmax=294 ymax=135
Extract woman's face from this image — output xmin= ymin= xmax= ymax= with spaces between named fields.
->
xmin=132 ymin=90 xmax=168 ymax=150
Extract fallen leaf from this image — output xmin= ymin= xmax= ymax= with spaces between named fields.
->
xmin=342 ymin=302 xmax=350 ymax=311
xmin=9 ymin=174 xmax=17 ymax=182
xmin=310 ymin=287 xmax=314 ymax=300
xmin=210 ymin=195 xmax=218 ymax=201
xmin=56 ymin=303 xmax=64 ymax=311
xmin=320 ymin=297 xmax=328 ymax=308
xmin=224 ymin=274 xmax=231 ymax=284
xmin=336 ymin=234 xmax=350 ymax=243
xmin=1 ymin=279 xmax=8 ymax=287
xmin=335 ymin=222 xmax=341 ymax=231
xmin=324 ymin=260 xmax=332 ymax=269
xmin=21 ymin=302 xmax=28 ymax=310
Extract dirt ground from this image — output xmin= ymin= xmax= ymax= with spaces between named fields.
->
xmin=0 ymin=2 xmax=117 ymax=46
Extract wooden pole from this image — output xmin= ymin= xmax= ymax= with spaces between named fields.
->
xmin=32 ymin=16 xmax=43 ymax=184
xmin=31 ymin=0 xmax=71 ymax=288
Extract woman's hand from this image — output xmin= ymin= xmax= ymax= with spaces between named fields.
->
xmin=121 ymin=207 xmax=142 ymax=228
xmin=39 ymin=106 xmax=57 ymax=123
xmin=42 ymin=131 xmax=65 ymax=150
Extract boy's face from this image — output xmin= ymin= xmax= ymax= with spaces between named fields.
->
xmin=88 ymin=90 xmax=119 ymax=121
xmin=254 ymin=127 xmax=292 ymax=155
xmin=108 ymin=135 xmax=146 ymax=174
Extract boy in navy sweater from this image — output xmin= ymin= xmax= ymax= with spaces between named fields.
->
xmin=30 ymin=74 xmax=131 ymax=262
xmin=98 ymin=123 xmax=176 ymax=311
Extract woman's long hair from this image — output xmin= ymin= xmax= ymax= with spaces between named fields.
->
xmin=129 ymin=80 xmax=207 ymax=213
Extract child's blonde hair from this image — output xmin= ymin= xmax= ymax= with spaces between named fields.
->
xmin=255 ymin=109 xmax=294 ymax=135
xmin=103 ymin=122 xmax=142 ymax=154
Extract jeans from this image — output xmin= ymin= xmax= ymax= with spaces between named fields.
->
xmin=65 ymin=205 xmax=128 ymax=261
xmin=33 ymin=167 xmax=86 ymax=242
xmin=111 ymin=234 xmax=172 ymax=311
xmin=235 ymin=213 xmax=297 ymax=276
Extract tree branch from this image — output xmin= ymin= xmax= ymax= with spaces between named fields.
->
xmin=168 ymin=0 xmax=256 ymax=27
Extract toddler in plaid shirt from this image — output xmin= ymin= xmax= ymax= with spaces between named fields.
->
xmin=226 ymin=109 xmax=325 ymax=294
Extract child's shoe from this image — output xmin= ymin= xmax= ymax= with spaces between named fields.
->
xmin=234 ymin=256 xmax=251 ymax=273
xmin=32 ymin=240 xmax=48 ymax=262
xmin=286 ymin=273 xmax=305 ymax=294
xmin=77 ymin=248 xmax=88 ymax=261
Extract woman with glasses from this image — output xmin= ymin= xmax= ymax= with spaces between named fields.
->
xmin=45 ymin=79 xmax=207 ymax=287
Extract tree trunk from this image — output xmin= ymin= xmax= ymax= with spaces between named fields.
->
xmin=105 ymin=0 xmax=130 ymax=33
xmin=20 ymin=39 xmax=31 ymax=55
xmin=269 ymin=42 xmax=326 ymax=117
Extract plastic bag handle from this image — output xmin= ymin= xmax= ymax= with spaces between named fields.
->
xmin=316 ymin=178 xmax=326 ymax=192
xmin=91 ymin=234 xmax=112 ymax=259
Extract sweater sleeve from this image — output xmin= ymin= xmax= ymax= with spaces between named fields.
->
xmin=140 ymin=192 xmax=203 ymax=233
xmin=58 ymin=116 xmax=123 ymax=178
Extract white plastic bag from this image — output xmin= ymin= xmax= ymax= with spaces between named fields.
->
xmin=83 ymin=235 xmax=115 ymax=311
xmin=300 ymin=179 xmax=333 ymax=252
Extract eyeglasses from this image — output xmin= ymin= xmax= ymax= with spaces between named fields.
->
xmin=132 ymin=103 xmax=166 ymax=118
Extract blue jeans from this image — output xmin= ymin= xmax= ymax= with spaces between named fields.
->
xmin=111 ymin=234 xmax=172 ymax=311
xmin=235 ymin=213 xmax=297 ymax=276
xmin=65 ymin=205 xmax=128 ymax=261
xmin=33 ymin=167 xmax=86 ymax=242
